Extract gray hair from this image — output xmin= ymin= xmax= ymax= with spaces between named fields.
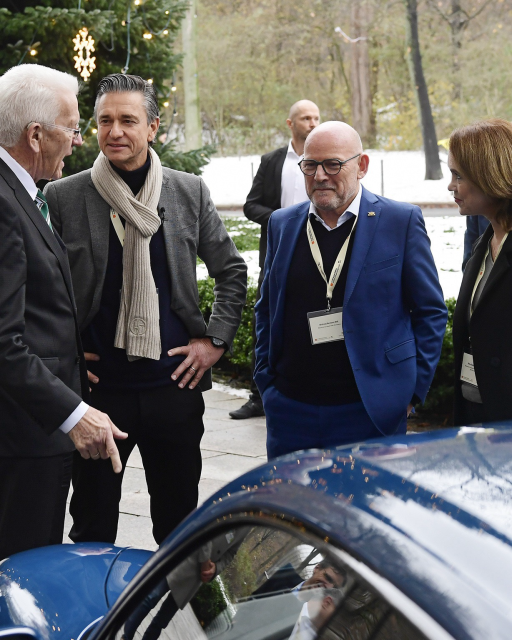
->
xmin=311 ymin=588 xmax=344 ymax=607
xmin=94 ymin=74 xmax=159 ymax=125
xmin=0 ymin=64 xmax=79 ymax=148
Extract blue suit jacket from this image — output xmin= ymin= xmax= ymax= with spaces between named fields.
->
xmin=254 ymin=186 xmax=448 ymax=436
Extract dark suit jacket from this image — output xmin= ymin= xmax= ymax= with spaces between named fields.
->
xmin=462 ymin=216 xmax=490 ymax=271
xmin=255 ymin=187 xmax=447 ymax=435
xmin=244 ymin=146 xmax=287 ymax=275
xmin=45 ymin=167 xmax=247 ymax=391
xmin=0 ymin=160 xmax=87 ymax=457
xmin=453 ymin=225 xmax=512 ymax=425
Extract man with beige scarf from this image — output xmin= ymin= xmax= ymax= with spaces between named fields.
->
xmin=45 ymin=74 xmax=247 ymax=545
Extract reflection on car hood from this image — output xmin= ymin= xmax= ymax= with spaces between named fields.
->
xmin=0 ymin=543 xmax=151 ymax=640
xmin=182 ymin=424 xmax=512 ymax=640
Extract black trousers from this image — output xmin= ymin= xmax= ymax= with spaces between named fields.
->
xmin=69 ymin=384 xmax=205 ymax=546
xmin=250 ymin=277 xmax=263 ymax=400
xmin=0 ymin=453 xmax=72 ymax=559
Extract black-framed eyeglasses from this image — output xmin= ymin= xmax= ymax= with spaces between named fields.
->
xmin=298 ymin=154 xmax=361 ymax=176
xmin=27 ymin=122 xmax=82 ymax=141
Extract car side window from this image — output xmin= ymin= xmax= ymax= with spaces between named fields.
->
xmin=113 ymin=523 xmax=428 ymax=640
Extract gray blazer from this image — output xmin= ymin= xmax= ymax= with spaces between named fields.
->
xmin=45 ymin=167 xmax=247 ymax=391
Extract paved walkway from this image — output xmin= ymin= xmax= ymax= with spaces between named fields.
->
xmin=64 ymin=389 xmax=266 ymax=551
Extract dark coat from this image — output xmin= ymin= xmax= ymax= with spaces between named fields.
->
xmin=462 ymin=215 xmax=490 ymax=271
xmin=454 ymin=225 xmax=512 ymax=425
xmin=0 ymin=160 xmax=87 ymax=457
xmin=243 ymin=146 xmax=287 ymax=276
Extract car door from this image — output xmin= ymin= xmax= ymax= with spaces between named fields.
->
xmin=90 ymin=512 xmax=452 ymax=640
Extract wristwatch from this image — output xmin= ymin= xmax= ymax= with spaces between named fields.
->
xmin=210 ymin=336 xmax=227 ymax=351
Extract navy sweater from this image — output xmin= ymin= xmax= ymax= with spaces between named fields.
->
xmin=274 ymin=215 xmax=361 ymax=405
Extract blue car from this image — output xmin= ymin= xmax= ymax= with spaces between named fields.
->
xmin=1 ymin=425 xmax=512 ymax=640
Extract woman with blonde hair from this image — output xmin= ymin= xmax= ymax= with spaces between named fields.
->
xmin=450 ymin=118 xmax=512 ymax=425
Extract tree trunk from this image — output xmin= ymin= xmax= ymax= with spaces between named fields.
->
xmin=449 ymin=0 xmax=466 ymax=101
xmin=404 ymin=0 xmax=442 ymax=180
xmin=349 ymin=1 xmax=375 ymax=147
xmin=182 ymin=0 xmax=202 ymax=151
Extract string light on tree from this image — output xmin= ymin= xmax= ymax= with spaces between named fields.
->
xmin=73 ymin=27 xmax=96 ymax=81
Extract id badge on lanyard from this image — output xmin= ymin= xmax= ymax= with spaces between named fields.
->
xmin=306 ymin=216 xmax=357 ymax=346
xmin=460 ymin=352 xmax=478 ymax=387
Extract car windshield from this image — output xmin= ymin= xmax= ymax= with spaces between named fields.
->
xmin=114 ymin=524 xmax=428 ymax=640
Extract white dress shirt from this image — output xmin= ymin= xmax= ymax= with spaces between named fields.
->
xmin=288 ymin=602 xmax=317 ymax=640
xmin=281 ymin=140 xmax=309 ymax=209
xmin=309 ymin=183 xmax=362 ymax=232
xmin=0 ymin=146 xmax=88 ymax=433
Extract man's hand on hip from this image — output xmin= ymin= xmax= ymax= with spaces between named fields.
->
xmin=68 ymin=407 xmax=128 ymax=473
xmin=169 ymin=338 xmax=225 ymax=390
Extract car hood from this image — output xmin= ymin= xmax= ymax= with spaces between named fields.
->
xmin=0 ymin=543 xmax=152 ymax=640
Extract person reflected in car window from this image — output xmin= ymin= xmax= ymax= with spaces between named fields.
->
xmin=254 ymin=560 xmax=345 ymax=597
xmin=289 ymin=587 xmax=343 ymax=640
xmin=122 ymin=527 xmax=249 ymax=640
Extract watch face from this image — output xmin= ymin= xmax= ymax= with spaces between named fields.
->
xmin=211 ymin=337 xmax=225 ymax=348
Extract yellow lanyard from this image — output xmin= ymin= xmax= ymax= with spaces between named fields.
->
xmin=110 ymin=209 xmax=125 ymax=246
xmin=306 ymin=215 xmax=357 ymax=310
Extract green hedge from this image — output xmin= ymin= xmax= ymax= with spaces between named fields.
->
xmin=198 ymin=279 xmax=456 ymax=418
xmin=421 ymin=297 xmax=456 ymax=419
xmin=198 ymin=277 xmax=257 ymax=369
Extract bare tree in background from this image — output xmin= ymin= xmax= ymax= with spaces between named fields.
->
xmin=348 ymin=1 xmax=376 ymax=147
xmin=183 ymin=0 xmax=202 ymax=150
xmin=404 ymin=0 xmax=442 ymax=180
xmin=427 ymin=0 xmax=494 ymax=101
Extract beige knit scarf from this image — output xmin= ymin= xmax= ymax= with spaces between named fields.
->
xmin=91 ymin=147 xmax=163 ymax=361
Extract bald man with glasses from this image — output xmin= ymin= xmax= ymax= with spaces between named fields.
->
xmin=254 ymin=121 xmax=447 ymax=459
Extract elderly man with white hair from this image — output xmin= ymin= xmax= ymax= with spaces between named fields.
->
xmin=0 ymin=64 xmax=126 ymax=560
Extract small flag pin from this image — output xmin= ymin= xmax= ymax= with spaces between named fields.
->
xmin=368 ymin=211 xmax=376 ymax=217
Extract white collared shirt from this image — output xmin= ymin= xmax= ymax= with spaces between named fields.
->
xmin=0 ymin=146 xmax=38 ymax=201
xmin=0 ymin=145 xmax=88 ymax=433
xmin=281 ymin=140 xmax=309 ymax=209
xmin=308 ymin=183 xmax=362 ymax=231
xmin=289 ymin=603 xmax=316 ymax=640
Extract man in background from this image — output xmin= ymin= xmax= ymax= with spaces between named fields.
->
xmin=230 ymin=99 xmax=320 ymax=419
xmin=462 ymin=216 xmax=489 ymax=270
xmin=0 ymin=64 xmax=124 ymax=559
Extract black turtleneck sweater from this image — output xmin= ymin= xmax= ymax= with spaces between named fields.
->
xmin=81 ymin=155 xmax=190 ymax=391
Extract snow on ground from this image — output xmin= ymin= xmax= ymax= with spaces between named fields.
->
xmin=201 ymin=150 xmax=454 ymax=208
xmin=199 ymin=150 xmax=465 ymax=300
xmin=425 ymin=216 xmax=464 ymax=300
xmin=197 ymin=215 xmax=465 ymax=301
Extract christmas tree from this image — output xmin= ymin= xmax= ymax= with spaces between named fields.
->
xmin=0 ymin=0 xmax=212 ymax=175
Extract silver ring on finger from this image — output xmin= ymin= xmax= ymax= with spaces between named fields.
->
xmin=189 ymin=366 xmax=197 ymax=373
xmin=92 ymin=452 xmax=101 ymax=460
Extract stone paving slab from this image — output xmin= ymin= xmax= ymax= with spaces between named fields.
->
xmin=64 ymin=388 xmax=266 ymax=550
xmin=200 ymin=423 xmax=266 ymax=457
xmin=201 ymin=452 xmax=264 ymax=483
